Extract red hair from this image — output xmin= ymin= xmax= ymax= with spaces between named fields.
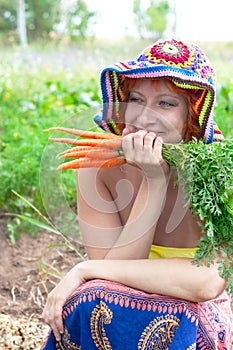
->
xmin=119 ymin=77 xmax=203 ymax=142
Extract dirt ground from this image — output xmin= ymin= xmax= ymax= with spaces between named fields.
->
xmin=0 ymin=219 xmax=85 ymax=350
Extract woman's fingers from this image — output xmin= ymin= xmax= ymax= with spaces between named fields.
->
xmin=143 ymin=132 xmax=157 ymax=151
xmin=122 ymin=130 xmax=169 ymax=177
xmin=42 ymin=297 xmax=64 ymax=341
xmin=53 ymin=302 xmax=64 ymax=340
xmin=122 ymin=130 xmax=158 ymax=160
xmin=152 ymin=136 xmax=163 ymax=154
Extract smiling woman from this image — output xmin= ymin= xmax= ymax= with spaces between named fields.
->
xmin=123 ymin=80 xmax=188 ymax=144
xmin=42 ymin=38 xmax=233 ymax=349
xmin=121 ymin=78 xmax=202 ymax=143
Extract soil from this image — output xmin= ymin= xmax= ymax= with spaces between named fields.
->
xmin=0 ymin=218 xmax=85 ymax=350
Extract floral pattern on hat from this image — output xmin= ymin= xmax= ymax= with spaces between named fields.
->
xmin=140 ymin=40 xmax=195 ymax=69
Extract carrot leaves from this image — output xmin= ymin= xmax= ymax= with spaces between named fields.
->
xmin=163 ymin=140 xmax=233 ymax=294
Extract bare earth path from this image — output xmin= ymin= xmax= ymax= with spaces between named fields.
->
xmin=0 ymin=221 xmax=84 ymax=349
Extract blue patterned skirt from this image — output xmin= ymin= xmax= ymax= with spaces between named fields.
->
xmin=42 ymin=279 xmax=233 ymax=349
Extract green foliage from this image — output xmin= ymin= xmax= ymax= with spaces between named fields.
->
xmin=65 ymin=0 xmax=96 ymax=40
xmin=0 ymin=0 xmax=59 ymax=40
xmin=133 ymin=0 xmax=170 ymax=39
xmin=0 ymin=0 xmax=97 ymax=43
xmin=0 ymin=47 xmax=101 ymax=238
xmin=133 ymin=0 xmax=147 ymax=39
xmin=163 ymin=140 xmax=233 ymax=294
xmin=0 ymin=0 xmax=16 ymax=32
xmin=26 ymin=0 xmax=60 ymax=39
xmin=215 ymin=82 xmax=233 ymax=138
xmin=145 ymin=0 xmax=169 ymax=37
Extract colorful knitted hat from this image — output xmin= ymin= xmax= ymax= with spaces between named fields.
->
xmin=94 ymin=38 xmax=223 ymax=143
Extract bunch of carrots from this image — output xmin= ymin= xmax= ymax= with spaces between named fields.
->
xmin=45 ymin=126 xmax=125 ymax=170
xmin=44 ymin=126 xmax=180 ymax=170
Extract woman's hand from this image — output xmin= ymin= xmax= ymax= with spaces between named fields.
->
xmin=122 ymin=128 xmax=169 ymax=178
xmin=42 ymin=264 xmax=85 ymax=342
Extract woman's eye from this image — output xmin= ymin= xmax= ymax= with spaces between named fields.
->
xmin=128 ymin=96 xmax=144 ymax=104
xmin=159 ymin=100 xmax=176 ymax=107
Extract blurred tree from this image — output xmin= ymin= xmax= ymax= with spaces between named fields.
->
xmin=133 ymin=0 xmax=147 ymax=38
xmin=0 ymin=0 xmax=16 ymax=32
xmin=133 ymin=0 xmax=170 ymax=39
xmin=0 ymin=0 xmax=96 ymax=44
xmin=64 ymin=0 xmax=96 ymax=40
xmin=26 ymin=0 xmax=60 ymax=39
xmin=0 ymin=0 xmax=59 ymax=42
xmin=17 ymin=0 xmax=27 ymax=47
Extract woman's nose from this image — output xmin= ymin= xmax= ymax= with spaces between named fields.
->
xmin=135 ymin=106 xmax=159 ymax=126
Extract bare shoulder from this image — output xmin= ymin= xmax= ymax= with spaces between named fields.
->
xmin=77 ymin=165 xmax=142 ymax=218
xmin=76 ymin=165 xmax=124 ymax=187
xmin=77 ymin=164 xmax=141 ymax=186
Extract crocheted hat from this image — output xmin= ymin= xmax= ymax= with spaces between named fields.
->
xmin=95 ymin=38 xmax=223 ymax=143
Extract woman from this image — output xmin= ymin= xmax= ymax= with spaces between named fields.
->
xmin=42 ymin=39 xmax=233 ymax=349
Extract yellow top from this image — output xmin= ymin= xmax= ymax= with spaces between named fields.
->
xmin=149 ymin=244 xmax=197 ymax=259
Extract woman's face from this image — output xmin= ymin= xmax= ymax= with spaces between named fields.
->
xmin=124 ymin=79 xmax=188 ymax=143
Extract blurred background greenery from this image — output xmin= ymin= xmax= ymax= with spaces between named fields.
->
xmin=0 ymin=0 xmax=233 ymax=242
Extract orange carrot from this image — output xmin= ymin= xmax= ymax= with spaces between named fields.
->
xmin=60 ymin=149 xmax=120 ymax=159
xmin=44 ymin=126 xmax=122 ymax=140
xmin=57 ymin=156 xmax=126 ymax=170
xmin=58 ymin=145 xmax=93 ymax=157
xmin=46 ymin=127 xmax=125 ymax=169
xmin=49 ymin=137 xmax=122 ymax=149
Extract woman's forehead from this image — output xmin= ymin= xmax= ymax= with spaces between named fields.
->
xmin=129 ymin=79 xmax=183 ymax=96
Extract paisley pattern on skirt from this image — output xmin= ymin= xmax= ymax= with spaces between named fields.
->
xmin=42 ymin=279 xmax=233 ymax=350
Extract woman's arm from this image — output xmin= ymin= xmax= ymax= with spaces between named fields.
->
xmin=77 ymin=133 xmax=170 ymax=260
xmin=77 ymin=169 xmax=168 ymax=260
xmin=43 ymin=256 xmax=226 ymax=341
xmin=78 ymin=258 xmax=226 ymax=302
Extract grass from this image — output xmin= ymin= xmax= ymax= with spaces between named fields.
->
xmin=1 ymin=38 xmax=233 ymax=242
xmin=0 ymin=41 xmax=102 ymax=239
